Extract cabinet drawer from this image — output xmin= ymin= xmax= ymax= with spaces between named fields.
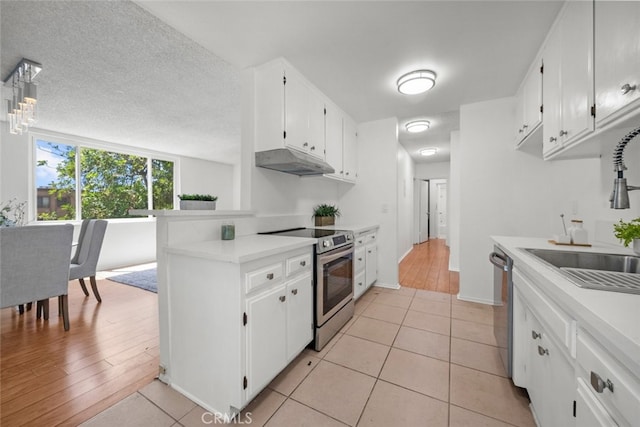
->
xmin=354 ymin=247 xmax=365 ymax=272
xmin=513 ymin=269 xmax=574 ymax=352
xmin=366 ymin=232 xmax=377 ymax=243
xmin=355 ymin=235 xmax=366 ymax=246
xmin=286 ymin=253 xmax=312 ymax=277
xmin=354 ymin=269 xmax=366 ymax=300
xmin=246 ymin=263 xmax=283 ymax=293
xmin=576 ymin=328 xmax=640 ymax=425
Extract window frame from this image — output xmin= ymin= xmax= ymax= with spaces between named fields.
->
xmin=30 ymin=130 xmax=180 ymax=223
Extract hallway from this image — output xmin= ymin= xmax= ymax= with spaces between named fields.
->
xmin=399 ymin=239 xmax=459 ymax=294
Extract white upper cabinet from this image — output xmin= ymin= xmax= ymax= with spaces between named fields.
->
xmin=515 ymin=59 xmax=543 ymax=147
xmin=594 ymin=1 xmax=640 ymax=128
xmin=342 ymin=117 xmax=358 ymax=183
xmin=543 ymin=0 xmax=594 ymax=158
xmin=255 ymin=59 xmax=325 ymax=160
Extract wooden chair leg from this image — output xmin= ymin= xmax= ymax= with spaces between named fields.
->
xmin=18 ymin=304 xmax=24 ymax=314
xmin=59 ymin=295 xmax=70 ymax=331
xmin=89 ymin=276 xmax=102 ymax=303
xmin=78 ymin=278 xmax=90 ymax=296
xmin=26 ymin=302 xmax=33 ymax=311
xmin=36 ymin=299 xmax=50 ymax=320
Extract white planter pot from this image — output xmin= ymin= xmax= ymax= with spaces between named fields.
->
xmin=179 ymin=200 xmax=216 ymax=210
xmin=633 ymin=239 xmax=640 ymax=256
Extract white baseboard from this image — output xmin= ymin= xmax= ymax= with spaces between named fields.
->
xmin=373 ymin=282 xmax=401 ymax=290
xmin=398 ymin=247 xmax=413 ymax=263
xmin=455 ymin=293 xmax=498 ymax=306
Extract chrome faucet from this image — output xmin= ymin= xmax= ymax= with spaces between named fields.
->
xmin=610 ymin=126 xmax=640 ymax=209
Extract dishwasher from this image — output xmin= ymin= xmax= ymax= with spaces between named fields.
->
xmin=489 ymin=246 xmax=513 ymax=378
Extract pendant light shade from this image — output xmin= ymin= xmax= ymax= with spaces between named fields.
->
xmin=3 ymin=58 xmax=42 ymax=135
xmin=397 ymin=70 xmax=437 ymax=95
xmin=405 ymin=120 xmax=430 ymax=133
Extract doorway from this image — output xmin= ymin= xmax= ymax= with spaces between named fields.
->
xmin=414 ymin=179 xmax=430 ymax=244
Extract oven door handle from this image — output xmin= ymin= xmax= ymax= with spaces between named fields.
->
xmin=317 ymin=245 xmax=354 ymax=264
xmin=489 ymin=252 xmax=508 ymax=271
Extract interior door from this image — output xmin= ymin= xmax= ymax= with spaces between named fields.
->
xmin=437 ymin=182 xmax=447 ymax=239
xmin=419 ymin=180 xmax=429 ymax=243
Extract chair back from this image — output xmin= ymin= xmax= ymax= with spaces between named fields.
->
xmin=71 ymin=219 xmax=91 ymax=264
xmin=0 ymin=224 xmax=74 ymax=308
xmin=70 ymin=219 xmax=107 ymax=279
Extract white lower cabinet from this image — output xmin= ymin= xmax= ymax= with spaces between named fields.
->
xmin=353 ymin=228 xmax=378 ymax=299
xmin=166 ymin=245 xmax=313 ymax=419
xmin=513 ymin=268 xmax=575 ymax=427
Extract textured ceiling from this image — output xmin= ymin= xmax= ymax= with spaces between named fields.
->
xmin=1 ymin=1 xmax=241 ymax=164
xmin=2 ymin=1 xmax=563 ymax=166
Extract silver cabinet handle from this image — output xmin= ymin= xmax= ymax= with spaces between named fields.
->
xmin=267 ymin=273 xmax=274 ymax=280
xmin=358 ymin=282 xmax=363 ymax=286
xmin=303 ymin=142 xmax=309 ymax=147
xmin=559 ymin=130 xmax=568 ymax=136
xmin=368 ymin=250 xmax=372 ymax=254
xmin=358 ymin=257 xmax=363 ymax=261
xmin=300 ymin=260 xmax=306 ymax=267
xmin=621 ymin=83 xmax=637 ymax=95
xmin=523 ymin=124 xmax=528 ymax=130
xmin=291 ymin=289 xmax=298 ymax=295
xmin=531 ymin=330 xmax=542 ymax=340
xmin=590 ymin=371 xmax=614 ymax=394
xmin=518 ymin=128 xmax=524 ymax=134
xmin=346 ymin=172 xmax=350 ymax=175
xmin=549 ymin=137 xmax=557 ymax=142
xmin=279 ymin=295 xmax=286 ymax=302
xmin=358 ymin=240 xmax=364 ymax=244
xmin=537 ymin=345 xmax=549 ymax=356
xmin=310 ymin=146 xmax=316 ymax=151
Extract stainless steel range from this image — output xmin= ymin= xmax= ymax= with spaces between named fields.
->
xmin=260 ymin=228 xmax=354 ymax=350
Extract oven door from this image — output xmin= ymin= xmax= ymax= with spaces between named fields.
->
xmin=316 ymin=245 xmax=354 ymax=326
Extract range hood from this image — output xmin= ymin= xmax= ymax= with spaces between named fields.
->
xmin=255 ymin=148 xmax=335 ymax=176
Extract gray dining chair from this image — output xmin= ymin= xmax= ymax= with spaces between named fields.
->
xmin=0 ymin=224 xmax=74 ymax=330
xmin=69 ymin=219 xmax=107 ymax=302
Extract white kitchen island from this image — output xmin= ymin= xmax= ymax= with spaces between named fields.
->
xmin=130 ymin=209 xmax=317 ymax=420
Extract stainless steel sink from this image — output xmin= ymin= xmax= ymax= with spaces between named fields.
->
xmin=523 ymin=248 xmax=640 ymax=294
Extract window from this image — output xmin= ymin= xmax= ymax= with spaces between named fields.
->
xmin=35 ymin=138 xmax=174 ymax=221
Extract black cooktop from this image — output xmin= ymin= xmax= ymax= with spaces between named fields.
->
xmin=260 ymin=227 xmax=340 ymax=239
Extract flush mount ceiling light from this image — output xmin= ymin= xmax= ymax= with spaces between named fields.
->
xmin=3 ymin=58 xmax=42 ymax=135
xmin=397 ymin=69 xmax=437 ymax=95
xmin=420 ymin=147 xmax=438 ymax=157
xmin=405 ymin=120 xmax=431 ymax=133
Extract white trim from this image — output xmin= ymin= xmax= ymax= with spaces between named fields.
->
xmin=455 ymin=293 xmax=498 ymax=306
xmin=398 ymin=247 xmax=412 ymax=263
xmin=373 ymin=282 xmax=401 ymax=290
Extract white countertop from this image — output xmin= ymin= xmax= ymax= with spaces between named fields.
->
xmin=166 ymin=234 xmax=316 ymax=264
xmin=315 ymin=223 xmax=379 ymax=234
xmin=492 ymin=236 xmax=640 ymax=377
xmin=129 ymin=209 xmax=254 ymax=218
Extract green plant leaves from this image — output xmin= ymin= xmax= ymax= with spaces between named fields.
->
xmin=613 ymin=217 xmax=640 ymax=247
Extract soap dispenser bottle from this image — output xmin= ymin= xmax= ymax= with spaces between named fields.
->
xmin=569 ymin=220 xmax=588 ymax=245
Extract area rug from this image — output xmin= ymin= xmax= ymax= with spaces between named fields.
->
xmin=107 ymin=268 xmax=157 ymax=293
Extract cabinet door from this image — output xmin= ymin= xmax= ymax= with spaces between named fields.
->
xmin=324 ymin=103 xmax=343 ymax=178
xmin=354 ymin=246 xmax=366 ymax=273
xmin=245 ymin=284 xmax=287 ymax=399
xmin=286 ymin=272 xmax=313 ymax=360
xmin=307 ymin=90 xmax=325 ymax=160
xmin=523 ymin=61 xmax=542 ymax=139
xmin=576 ymin=378 xmax=618 ymax=427
xmin=343 ymin=118 xmax=358 ymax=182
xmin=594 ymin=1 xmax=640 ymax=127
xmin=365 ymin=244 xmax=377 ymax=286
xmin=543 ymin=25 xmax=562 ymax=156
xmin=559 ymin=0 xmax=594 ymax=146
xmin=354 ymin=269 xmax=366 ymax=300
xmin=284 ymin=67 xmax=310 ymax=154
xmin=527 ymin=310 xmax=576 ymax=427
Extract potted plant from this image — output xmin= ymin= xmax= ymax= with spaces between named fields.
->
xmin=613 ymin=217 xmax=640 ymax=255
xmin=313 ymin=203 xmax=341 ymax=226
xmin=178 ymin=194 xmax=218 ymax=210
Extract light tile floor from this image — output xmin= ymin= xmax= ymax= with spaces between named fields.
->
xmin=81 ymin=287 xmax=534 ymax=427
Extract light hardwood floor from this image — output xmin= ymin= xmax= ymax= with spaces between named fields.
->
xmin=399 ymin=239 xmax=459 ymax=294
xmin=0 ymin=279 xmax=159 ymax=426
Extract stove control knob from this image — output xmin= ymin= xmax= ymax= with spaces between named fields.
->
xmin=322 ymin=240 xmax=331 ymax=248
xmin=346 ymin=234 xmax=353 ymax=240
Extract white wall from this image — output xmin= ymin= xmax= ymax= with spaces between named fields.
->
xmin=339 ymin=117 xmax=399 ymax=287
xmin=458 ymin=97 xmax=640 ymax=305
xmin=449 ymin=131 xmax=461 ymax=271
xmin=397 ymin=145 xmax=415 ymax=262
xmin=180 ymin=157 xmax=236 ymax=210
xmin=415 ymin=161 xmax=450 ymax=180
xmin=0 ymin=125 xmax=235 ymax=269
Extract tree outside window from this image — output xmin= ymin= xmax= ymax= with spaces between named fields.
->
xmin=35 ymin=139 xmax=174 ymax=220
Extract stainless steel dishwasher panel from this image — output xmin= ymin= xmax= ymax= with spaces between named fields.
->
xmin=489 ymin=246 xmax=513 ymax=378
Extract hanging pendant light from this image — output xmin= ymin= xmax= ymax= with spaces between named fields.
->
xmin=3 ymin=59 xmax=42 ymax=135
